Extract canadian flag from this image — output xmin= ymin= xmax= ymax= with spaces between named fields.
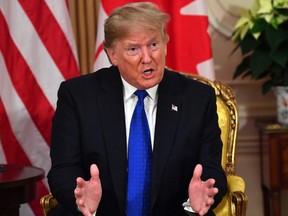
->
xmin=0 ymin=0 xmax=79 ymax=215
xmin=94 ymin=0 xmax=215 ymax=80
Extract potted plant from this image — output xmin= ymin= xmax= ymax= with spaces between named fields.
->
xmin=232 ymin=0 xmax=288 ymax=124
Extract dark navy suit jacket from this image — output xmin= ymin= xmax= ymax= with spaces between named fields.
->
xmin=47 ymin=67 xmax=227 ymax=216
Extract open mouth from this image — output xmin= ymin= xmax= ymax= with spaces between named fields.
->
xmin=144 ymin=69 xmax=153 ymax=75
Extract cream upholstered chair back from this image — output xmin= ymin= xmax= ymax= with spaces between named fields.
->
xmin=181 ymin=72 xmax=248 ymax=216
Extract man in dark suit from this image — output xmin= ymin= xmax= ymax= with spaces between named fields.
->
xmin=47 ymin=2 xmax=227 ymax=216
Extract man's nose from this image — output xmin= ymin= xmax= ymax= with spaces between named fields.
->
xmin=140 ymin=48 xmax=152 ymax=64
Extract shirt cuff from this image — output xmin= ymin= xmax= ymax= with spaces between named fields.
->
xmin=182 ymin=198 xmax=196 ymax=213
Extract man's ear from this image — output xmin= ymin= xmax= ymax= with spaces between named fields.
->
xmin=106 ymin=48 xmax=118 ymax=66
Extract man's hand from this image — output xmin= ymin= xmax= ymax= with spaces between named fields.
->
xmin=74 ymin=164 xmax=102 ymax=216
xmin=188 ymin=164 xmax=218 ymax=216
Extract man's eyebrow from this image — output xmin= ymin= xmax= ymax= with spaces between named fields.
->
xmin=124 ymin=35 xmax=160 ymax=47
xmin=126 ymin=42 xmax=139 ymax=46
xmin=150 ymin=35 xmax=159 ymax=41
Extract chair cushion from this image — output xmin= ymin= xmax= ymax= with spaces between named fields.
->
xmin=213 ymin=193 xmax=231 ymax=216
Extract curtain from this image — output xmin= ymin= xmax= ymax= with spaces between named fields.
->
xmin=69 ymin=0 xmax=99 ymax=74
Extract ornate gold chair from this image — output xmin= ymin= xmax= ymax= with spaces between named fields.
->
xmin=41 ymin=193 xmax=58 ymax=216
xmin=40 ymin=72 xmax=248 ymax=216
xmin=181 ymin=72 xmax=248 ymax=216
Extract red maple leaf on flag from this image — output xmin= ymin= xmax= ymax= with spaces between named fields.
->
xmin=155 ymin=0 xmax=213 ymax=75
xmin=95 ymin=0 xmax=214 ymax=79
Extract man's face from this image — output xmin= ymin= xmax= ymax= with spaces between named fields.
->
xmin=106 ymin=29 xmax=167 ymax=90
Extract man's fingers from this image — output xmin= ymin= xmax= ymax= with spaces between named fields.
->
xmin=90 ymin=164 xmax=100 ymax=181
xmin=76 ymin=177 xmax=85 ymax=188
xmin=208 ymin=197 xmax=215 ymax=206
xmin=210 ymin=187 xmax=218 ymax=196
xmin=80 ymin=206 xmax=92 ymax=216
xmin=192 ymin=164 xmax=203 ymax=182
xmin=205 ymin=178 xmax=216 ymax=187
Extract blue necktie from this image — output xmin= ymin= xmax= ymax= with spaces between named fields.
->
xmin=127 ymin=90 xmax=152 ymax=216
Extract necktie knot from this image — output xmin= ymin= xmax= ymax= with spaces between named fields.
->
xmin=134 ymin=90 xmax=148 ymax=102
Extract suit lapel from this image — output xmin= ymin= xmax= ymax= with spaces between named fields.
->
xmin=97 ymin=68 xmax=183 ymax=214
xmin=151 ymin=70 xmax=182 ymax=209
xmin=98 ymin=69 xmax=127 ymax=215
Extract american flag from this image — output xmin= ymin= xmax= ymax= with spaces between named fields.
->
xmin=0 ymin=0 xmax=79 ymax=215
xmin=93 ymin=0 xmax=215 ymax=80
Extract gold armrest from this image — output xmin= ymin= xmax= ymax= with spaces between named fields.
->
xmin=227 ymin=175 xmax=245 ymax=192
xmin=227 ymin=175 xmax=248 ymax=216
xmin=40 ymin=193 xmax=59 ymax=216
xmin=231 ymin=191 xmax=248 ymax=216
xmin=214 ymin=175 xmax=248 ymax=216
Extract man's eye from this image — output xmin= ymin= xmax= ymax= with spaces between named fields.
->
xmin=127 ymin=47 xmax=138 ymax=55
xmin=150 ymin=42 xmax=159 ymax=51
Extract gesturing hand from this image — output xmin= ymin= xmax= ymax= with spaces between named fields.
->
xmin=188 ymin=164 xmax=218 ymax=216
xmin=74 ymin=164 xmax=102 ymax=216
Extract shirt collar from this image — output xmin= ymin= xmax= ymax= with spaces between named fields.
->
xmin=121 ymin=77 xmax=158 ymax=101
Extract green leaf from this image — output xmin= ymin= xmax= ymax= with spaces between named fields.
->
xmin=270 ymin=63 xmax=284 ymax=75
xmin=239 ymin=34 xmax=258 ymax=54
xmin=251 ymin=18 xmax=267 ymax=35
xmin=251 ymin=0 xmax=261 ymax=15
xmin=259 ymin=0 xmax=273 ymax=14
xmin=233 ymin=56 xmax=250 ymax=78
xmin=284 ymin=71 xmax=288 ymax=85
xmin=270 ymin=48 xmax=288 ymax=67
xmin=269 ymin=64 xmax=287 ymax=85
xmin=265 ymin=24 xmax=288 ymax=49
xmin=262 ymin=80 xmax=273 ymax=94
xmin=274 ymin=0 xmax=288 ymax=9
xmin=277 ymin=8 xmax=288 ymax=16
xmin=234 ymin=14 xmax=250 ymax=29
xmin=270 ymin=16 xmax=280 ymax=28
xmin=231 ymin=0 xmax=288 ymax=94
xmin=250 ymin=50 xmax=272 ymax=78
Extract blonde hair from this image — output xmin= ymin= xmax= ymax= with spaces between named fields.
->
xmin=104 ymin=2 xmax=170 ymax=49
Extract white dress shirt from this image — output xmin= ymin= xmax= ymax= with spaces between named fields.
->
xmin=121 ymin=77 xmax=158 ymax=149
xmin=121 ymin=78 xmax=194 ymax=214
xmin=90 ymin=77 xmax=194 ymax=215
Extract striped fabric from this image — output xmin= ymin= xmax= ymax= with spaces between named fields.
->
xmin=93 ymin=0 xmax=215 ymax=80
xmin=0 ymin=0 xmax=79 ymax=215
